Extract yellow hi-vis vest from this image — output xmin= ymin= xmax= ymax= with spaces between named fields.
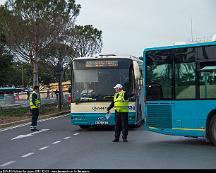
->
xmin=114 ymin=91 xmax=129 ymax=112
xmin=29 ymin=92 xmax=41 ymax=109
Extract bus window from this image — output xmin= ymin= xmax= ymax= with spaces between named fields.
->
xmin=197 ymin=45 xmax=216 ymax=61
xmin=146 ymin=50 xmax=173 ymax=100
xmin=175 ymin=62 xmax=196 ymax=99
xmin=200 ymin=62 xmax=216 ymax=99
xmin=73 ymin=68 xmax=131 ymax=101
xmin=174 ymin=48 xmax=196 ymax=99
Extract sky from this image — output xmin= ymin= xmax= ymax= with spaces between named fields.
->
xmin=0 ymin=0 xmax=216 ymax=57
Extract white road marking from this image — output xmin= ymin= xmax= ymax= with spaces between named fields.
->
xmin=63 ymin=136 xmax=71 ymax=139
xmin=1 ymin=161 xmax=16 ymax=167
xmin=52 ymin=141 xmax=61 ymax=144
xmin=73 ymin=133 xmax=79 ymax=136
xmin=11 ymin=129 xmax=50 ymax=140
xmin=21 ymin=152 xmax=34 ymax=158
xmin=11 ymin=134 xmax=33 ymax=140
xmin=0 ymin=122 xmax=31 ymax=132
xmin=0 ymin=114 xmax=68 ymax=132
xmin=39 ymin=146 xmax=49 ymax=150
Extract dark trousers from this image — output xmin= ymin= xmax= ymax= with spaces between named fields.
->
xmin=31 ymin=108 xmax=39 ymax=127
xmin=114 ymin=112 xmax=128 ymax=140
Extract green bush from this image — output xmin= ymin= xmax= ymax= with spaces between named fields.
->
xmin=0 ymin=107 xmax=28 ymax=117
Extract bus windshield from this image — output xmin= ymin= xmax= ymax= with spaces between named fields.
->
xmin=73 ymin=59 xmax=133 ymax=101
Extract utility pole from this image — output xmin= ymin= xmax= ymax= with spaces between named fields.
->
xmin=190 ymin=17 xmax=194 ymax=42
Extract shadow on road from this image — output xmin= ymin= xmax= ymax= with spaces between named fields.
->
xmin=146 ymin=137 xmax=214 ymax=147
xmin=74 ymin=125 xmax=144 ymax=132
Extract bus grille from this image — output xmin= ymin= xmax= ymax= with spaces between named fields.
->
xmin=147 ymin=104 xmax=172 ymax=129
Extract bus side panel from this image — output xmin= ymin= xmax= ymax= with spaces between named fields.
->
xmin=145 ymin=100 xmax=216 ymax=137
xmin=173 ymin=100 xmax=216 ymax=137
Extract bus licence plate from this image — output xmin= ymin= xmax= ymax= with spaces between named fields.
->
xmin=95 ymin=121 xmax=109 ymax=125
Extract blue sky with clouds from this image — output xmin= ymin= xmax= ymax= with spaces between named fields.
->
xmin=1 ymin=0 xmax=216 ymax=57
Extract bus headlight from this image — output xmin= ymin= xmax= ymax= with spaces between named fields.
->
xmin=129 ymin=116 xmax=135 ymax=120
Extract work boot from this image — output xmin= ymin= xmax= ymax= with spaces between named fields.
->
xmin=112 ymin=139 xmax=119 ymax=142
xmin=123 ymin=138 xmax=128 ymax=142
xmin=31 ymin=128 xmax=39 ymax=132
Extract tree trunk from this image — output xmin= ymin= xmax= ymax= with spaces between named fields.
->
xmin=58 ymin=70 xmax=64 ymax=110
xmin=33 ymin=61 xmax=39 ymax=87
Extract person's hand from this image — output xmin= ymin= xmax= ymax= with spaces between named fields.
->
xmin=107 ymin=110 xmax=110 ymax=114
xmin=132 ymin=89 xmax=136 ymax=96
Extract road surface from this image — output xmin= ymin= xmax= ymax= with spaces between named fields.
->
xmin=0 ymin=114 xmax=216 ymax=169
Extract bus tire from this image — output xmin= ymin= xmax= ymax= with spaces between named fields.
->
xmin=135 ymin=120 xmax=143 ymax=128
xmin=79 ymin=125 xmax=90 ymax=129
xmin=208 ymin=115 xmax=216 ymax=146
xmin=135 ymin=104 xmax=143 ymax=128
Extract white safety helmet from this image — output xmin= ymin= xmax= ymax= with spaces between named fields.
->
xmin=113 ymin=84 xmax=123 ymax=89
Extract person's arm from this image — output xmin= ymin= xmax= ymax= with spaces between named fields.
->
xmin=107 ymin=101 xmax=114 ymax=113
xmin=124 ymin=91 xmax=135 ymax=100
xmin=32 ymin=93 xmax=37 ymax=106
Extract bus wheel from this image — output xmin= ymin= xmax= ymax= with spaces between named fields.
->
xmin=79 ymin=125 xmax=90 ymax=129
xmin=208 ymin=115 xmax=216 ymax=146
xmin=135 ymin=105 xmax=143 ymax=128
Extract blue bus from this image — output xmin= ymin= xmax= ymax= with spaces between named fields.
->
xmin=70 ymin=54 xmax=144 ymax=129
xmin=144 ymin=41 xmax=216 ymax=145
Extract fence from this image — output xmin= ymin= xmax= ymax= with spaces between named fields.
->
xmin=0 ymin=91 xmax=70 ymax=107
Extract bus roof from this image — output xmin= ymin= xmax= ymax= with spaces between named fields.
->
xmin=73 ymin=54 xmax=142 ymax=62
xmin=144 ymin=41 xmax=216 ymax=53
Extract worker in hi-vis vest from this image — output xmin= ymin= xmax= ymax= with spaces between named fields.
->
xmin=107 ymin=84 xmax=135 ymax=142
xmin=29 ymin=85 xmax=41 ymax=131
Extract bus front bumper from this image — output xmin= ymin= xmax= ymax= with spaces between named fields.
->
xmin=70 ymin=113 xmax=137 ymax=126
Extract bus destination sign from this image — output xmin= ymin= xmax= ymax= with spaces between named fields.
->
xmin=85 ymin=60 xmax=118 ymax=68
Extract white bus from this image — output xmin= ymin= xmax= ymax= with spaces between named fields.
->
xmin=70 ymin=54 xmax=144 ymax=129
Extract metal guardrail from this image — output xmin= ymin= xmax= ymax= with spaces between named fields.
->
xmin=0 ymin=91 xmax=70 ymax=107
xmin=0 ymin=104 xmax=21 ymax=109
